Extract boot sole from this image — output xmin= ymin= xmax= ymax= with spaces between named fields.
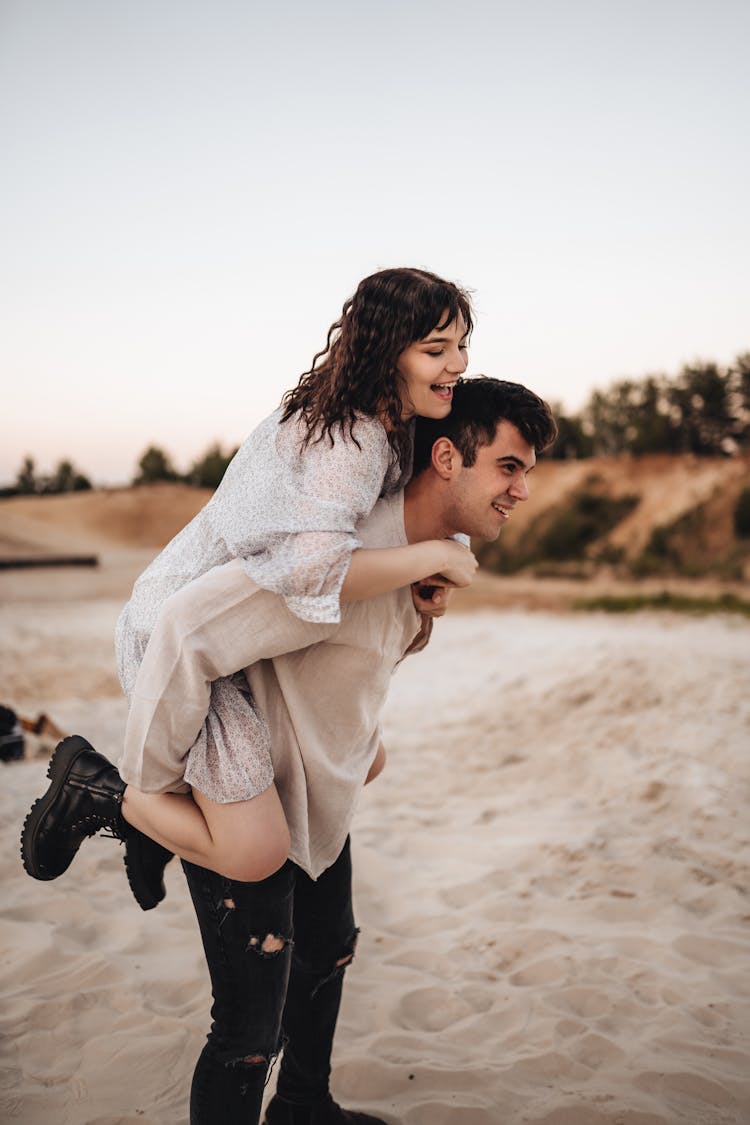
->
xmin=20 ymin=735 xmax=96 ymax=880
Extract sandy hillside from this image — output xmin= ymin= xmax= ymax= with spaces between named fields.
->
xmin=3 ymin=478 xmax=749 ymax=616
xmin=0 ymin=483 xmax=211 ymax=555
xmin=497 ymin=453 xmax=750 ymax=557
xmin=1 ymin=488 xmax=749 ymax=1124
xmin=474 ymin=453 xmax=750 ymax=583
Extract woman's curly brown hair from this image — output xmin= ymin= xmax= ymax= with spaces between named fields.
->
xmin=281 ymin=267 xmax=473 ymax=471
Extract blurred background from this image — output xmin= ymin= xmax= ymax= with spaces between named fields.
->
xmin=2 ymin=0 xmax=748 ymax=487
xmin=2 ymin=13 xmax=749 ymax=1118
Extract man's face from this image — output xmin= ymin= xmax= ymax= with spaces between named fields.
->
xmin=448 ymin=420 xmax=536 ymax=541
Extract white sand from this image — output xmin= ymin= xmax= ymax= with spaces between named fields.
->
xmin=1 ymin=561 xmax=749 ymax=1124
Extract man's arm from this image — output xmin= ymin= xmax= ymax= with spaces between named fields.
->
xmin=123 ymin=559 xmax=336 ymax=771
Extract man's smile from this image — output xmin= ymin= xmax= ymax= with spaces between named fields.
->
xmin=491 ymin=500 xmax=513 ymax=521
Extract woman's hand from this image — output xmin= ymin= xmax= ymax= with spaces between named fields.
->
xmin=423 ymin=539 xmax=478 ymax=589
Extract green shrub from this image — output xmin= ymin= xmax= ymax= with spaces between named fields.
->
xmin=475 ymin=490 xmax=639 ymax=573
xmin=535 ymin=492 xmax=639 ymax=561
xmin=187 ymin=444 xmax=239 ymax=489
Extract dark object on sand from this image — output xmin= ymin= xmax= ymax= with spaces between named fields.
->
xmin=0 ymin=555 xmax=98 ymax=570
xmin=0 ymin=705 xmax=25 ymax=761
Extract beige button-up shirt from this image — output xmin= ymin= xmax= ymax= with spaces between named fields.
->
xmin=118 ymin=492 xmax=421 ymax=877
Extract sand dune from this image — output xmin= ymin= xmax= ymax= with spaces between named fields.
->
xmin=1 ymin=505 xmax=749 ymax=1123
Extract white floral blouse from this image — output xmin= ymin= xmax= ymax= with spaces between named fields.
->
xmin=115 ymin=407 xmax=409 ymax=803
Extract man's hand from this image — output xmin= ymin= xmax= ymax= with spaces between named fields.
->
xmin=411 ymin=582 xmax=453 ymax=619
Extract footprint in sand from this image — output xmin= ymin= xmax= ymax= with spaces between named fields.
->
xmin=548 ymin=987 xmax=611 ymax=1019
xmin=671 ymin=933 xmax=748 ymax=967
xmin=634 ymin=1069 xmax=741 ymax=1117
xmin=525 ymin=1108 xmax=670 ymax=1125
xmin=403 ymin=1103 xmax=498 ymax=1124
xmin=565 ymin=1031 xmax=626 ymax=1070
xmin=501 ymin=1049 xmax=591 ymax=1085
xmin=397 ymin=986 xmax=492 ymax=1032
xmin=685 ymin=1001 xmax=729 ymax=1028
xmin=509 ymin=956 xmax=570 ymax=987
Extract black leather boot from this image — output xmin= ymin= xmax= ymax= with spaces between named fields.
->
xmin=21 ymin=734 xmax=176 ymax=911
xmin=263 ymin=1093 xmax=391 ymax=1125
xmin=21 ymin=735 xmax=128 ymax=880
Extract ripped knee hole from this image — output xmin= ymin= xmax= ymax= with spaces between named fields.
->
xmin=247 ymin=932 xmax=288 ymax=955
xmin=336 ymin=928 xmax=359 ymax=967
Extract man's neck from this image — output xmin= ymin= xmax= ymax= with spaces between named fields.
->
xmin=403 ymin=474 xmax=457 ymax=544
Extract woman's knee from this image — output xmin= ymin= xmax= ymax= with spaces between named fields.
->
xmin=218 ymin=826 xmax=291 ymax=883
xmin=196 ymin=784 xmax=291 ymax=882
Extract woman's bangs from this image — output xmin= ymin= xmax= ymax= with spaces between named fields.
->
xmin=429 ymin=287 xmax=473 ymax=339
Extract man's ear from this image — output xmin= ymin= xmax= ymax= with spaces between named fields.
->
xmin=431 ymin=437 xmax=460 ymax=479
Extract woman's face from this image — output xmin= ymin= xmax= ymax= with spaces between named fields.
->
xmin=396 ymin=313 xmax=469 ymax=420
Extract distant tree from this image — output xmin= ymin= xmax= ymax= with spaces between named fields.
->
xmin=134 ymin=445 xmax=179 ymax=485
xmin=729 ymin=352 xmax=750 ymax=448
xmin=573 ymin=358 xmax=747 ymax=457
xmin=581 ymin=382 xmax=642 ymax=456
xmin=15 ymin=456 xmax=38 ymax=494
xmin=9 ymin=455 xmax=93 ymax=495
xmin=186 ymin=443 xmax=238 ymax=489
xmin=627 ymin=376 xmax=681 ymax=455
xmin=546 ymin=405 xmax=593 ymax=459
xmin=41 ymin=459 xmax=92 ymax=493
xmin=668 ymin=363 xmax=737 ymax=455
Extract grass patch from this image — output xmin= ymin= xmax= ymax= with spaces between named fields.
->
xmin=573 ymin=591 xmax=750 ymax=617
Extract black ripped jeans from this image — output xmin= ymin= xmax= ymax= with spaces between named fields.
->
xmin=183 ymin=838 xmax=358 ymax=1125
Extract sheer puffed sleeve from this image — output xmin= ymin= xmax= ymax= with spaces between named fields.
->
xmin=209 ymin=411 xmax=401 ymax=623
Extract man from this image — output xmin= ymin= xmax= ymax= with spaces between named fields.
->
xmin=22 ymin=378 xmax=557 ymax=1125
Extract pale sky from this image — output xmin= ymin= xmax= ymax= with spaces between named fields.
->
xmin=2 ymin=0 xmax=748 ymax=485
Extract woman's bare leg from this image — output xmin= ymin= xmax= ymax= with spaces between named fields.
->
xmin=122 ymin=783 xmax=290 ymax=882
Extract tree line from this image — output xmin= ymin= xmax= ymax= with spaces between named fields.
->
xmin=131 ymin=443 xmax=239 ymax=489
xmin=6 ymin=456 xmax=94 ymax=496
xmin=5 ymin=353 xmax=749 ymax=496
xmin=4 ymin=442 xmax=238 ymax=497
xmin=549 ymin=353 xmax=750 ymax=459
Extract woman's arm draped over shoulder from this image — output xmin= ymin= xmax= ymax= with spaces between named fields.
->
xmin=340 ymin=539 xmax=477 ymax=603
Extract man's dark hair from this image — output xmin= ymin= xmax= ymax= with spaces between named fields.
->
xmin=412 ymin=376 xmax=558 ymax=474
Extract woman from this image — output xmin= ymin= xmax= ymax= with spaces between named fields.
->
xmin=22 ymin=267 xmax=477 ymax=899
